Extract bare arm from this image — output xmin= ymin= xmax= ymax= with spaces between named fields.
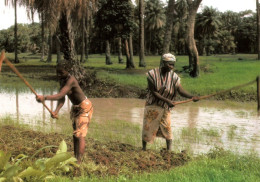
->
xmin=36 ymin=78 xmax=73 ymax=102
xmin=45 ymin=79 xmax=73 ymax=100
xmin=52 ymin=97 xmax=65 ymax=118
xmin=177 ymin=84 xmax=199 ymax=101
xmin=177 ymin=84 xmax=193 ymax=98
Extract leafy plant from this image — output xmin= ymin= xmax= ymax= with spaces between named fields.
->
xmin=0 ymin=140 xmax=78 ymax=182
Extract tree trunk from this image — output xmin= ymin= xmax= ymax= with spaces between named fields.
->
xmin=59 ymin=12 xmax=77 ymax=63
xmin=125 ymin=39 xmax=130 ymax=64
xmin=58 ymin=12 xmax=89 ymax=88
xmin=149 ymin=31 xmax=152 ymax=54
xmin=85 ymin=7 xmax=89 ymax=61
xmin=139 ymin=0 xmax=146 ymax=67
xmin=14 ymin=0 xmax=19 ymax=63
xmin=40 ymin=14 xmax=45 ymax=62
xmin=126 ymin=36 xmax=135 ymax=69
xmin=105 ymin=40 xmax=112 ymax=65
xmin=257 ymin=0 xmax=260 ymax=59
xmin=162 ymin=0 xmax=175 ymax=54
xmin=56 ymin=35 xmax=61 ymax=63
xmin=118 ymin=37 xmax=124 ymax=63
xmin=46 ymin=31 xmax=52 ymax=62
xmin=185 ymin=0 xmax=202 ymax=77
xmin=80 ymin=4 xmax=86 ymax=63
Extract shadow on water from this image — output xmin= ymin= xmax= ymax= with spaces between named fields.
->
xmin=0 ymin=88 xmax=259 ymax=156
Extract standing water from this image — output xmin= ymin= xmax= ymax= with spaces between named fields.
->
xmin=0 ymin=90 xmax=259 ymax=156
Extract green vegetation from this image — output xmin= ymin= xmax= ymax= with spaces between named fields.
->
xmin=123 ymin=149 xmax=260 ymax=182
xmin=49 ymin=148 xmax=260 ymax=182
xmin=82 ymin=54 xmax=260 ymax=97
xmin=0 ymin=140 xmax=77 ymax=182
xmin=1 ymin=121 xmax=259 ymax=182
xmin=2 ymin=53 xmax=259 ymax=99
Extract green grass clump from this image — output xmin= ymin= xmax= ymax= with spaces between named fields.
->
xmin=49 ymin=148 xmax=260 ymax=182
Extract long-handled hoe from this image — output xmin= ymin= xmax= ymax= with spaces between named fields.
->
xmin=0 ymin=50 xmax=57 ymax=118
xmin=173 ymin=76 xmax=260 ymax=115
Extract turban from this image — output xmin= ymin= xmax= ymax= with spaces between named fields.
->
xmin=161 ymin=53 xmax=176 ymax=62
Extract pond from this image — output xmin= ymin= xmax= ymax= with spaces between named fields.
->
xmin=0 ymin=89 xmax=259 ymax=156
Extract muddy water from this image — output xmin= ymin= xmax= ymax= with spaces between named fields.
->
xmin=0 ymin=90 xmax=259 ymax=156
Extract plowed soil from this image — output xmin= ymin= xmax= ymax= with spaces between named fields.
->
xmin=0 ymin=125 xmax=190 ymax=177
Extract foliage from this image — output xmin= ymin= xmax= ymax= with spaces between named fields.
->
xmin=144 ymin=0 xmax=166 ymax=55
xmin=1 ymin=2 xmax=259 ymax=56
xmin=0 ymin=23 xmax=41 ymax=54
xmin=0 ymin=140 xmax=77 ymax=182
xmin=95 ymin=0 xmax=135 ymax=40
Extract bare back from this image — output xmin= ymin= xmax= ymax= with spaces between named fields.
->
xmin=59 ymin=75 xmax=86 ymax=105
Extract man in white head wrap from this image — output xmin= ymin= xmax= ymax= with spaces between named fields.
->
xmin=142 ymin=53 xmax=199 ymax=151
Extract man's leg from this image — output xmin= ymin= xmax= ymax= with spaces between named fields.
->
xmin=166 ymin=139 xmax=172 ymax=151
xmin=78 ymin=137 xmax=86 ymax=163
xmin=142 ymin=140 xmax=147 ymax=151
xmin=73 ymin=135 xmax=79 ymax=159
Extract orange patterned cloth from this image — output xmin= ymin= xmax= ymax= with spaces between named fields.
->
xmin=70 ymin=98 xmax=93 ymax=138
xmin=142 ymin=104 xmax=172 ymax=143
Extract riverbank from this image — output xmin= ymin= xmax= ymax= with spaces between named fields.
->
xmin=1 ymin=124 xmax=259 ymax=182
xmin=1 ymin=53 xmax=259 ymax=101
xmin=0 ymin=125 xmax=189 ymax=177
xmin=0 ymin=65 xmax=258 ymax=101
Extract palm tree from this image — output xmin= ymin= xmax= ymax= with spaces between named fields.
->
xmin=40 ymin=13 xmax=45 ymax=62
xmin=196 ymin=6 xmax=222 ymax=55
xmin=118 ymin=37 xmax=124 ymax=63
xmin=46 ymin=30 xmax=53 ymax=62
xmin=105 ymin=40 xmax=112 ymax=65
xmin=145 ymin=0 xmax=165 ymax=54
xmin=185 ymin=0 xmax=202 ymax=77
xmin=162 ymin=0 xmax=176 ymax=54
xmin=139 ymin=0 xmax=146 ymax=67
xmin=257 ymin=0 xmax=260 ymax=59
xmin=21 ymin=0 xmax=98 ymax=86
xmin=80 ymin=0 xmax=87 ymax=63
xmin=4 ymin=0 xmax=20 ymax=63
xmin=78 ymin=0 xmax=97 ymax=63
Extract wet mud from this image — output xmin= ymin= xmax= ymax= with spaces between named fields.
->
xmin=0 ymin=125 xmax=190 ymax=177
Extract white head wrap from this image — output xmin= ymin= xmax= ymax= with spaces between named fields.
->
xmin=161 ymin=53 xmax=176 ymax=62
xmin=160 ymin=53 xmax=176 ymax=68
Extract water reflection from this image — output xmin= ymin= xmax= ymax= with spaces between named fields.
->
xmin=0 ymin=90 xmax=259 ymax=156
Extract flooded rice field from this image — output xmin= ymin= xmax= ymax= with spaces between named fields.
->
xmin=0 ymin=90 xmax=259 ymax=156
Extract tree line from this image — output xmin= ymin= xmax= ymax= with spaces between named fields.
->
xmin=0 ymin=0 xmax=259 ymax=80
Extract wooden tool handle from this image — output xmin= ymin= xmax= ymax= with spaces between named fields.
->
xmin=3 ymin=57 xmax=57 ymax=118
xmin=173 ymin=79 xmax=256 ymax=106
xmin=0 ymin=50 xmax=5 ymax=72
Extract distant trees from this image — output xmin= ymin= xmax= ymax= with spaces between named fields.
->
xmin=95 ymin=0 xmax=135 ymax=68
xmin=145 ymin=0 xmax=165 ymax=55
xmin=257 ymin=0 xmax=260 ymax=59
xmin=138 ymin=0 xmax=146 ymax=67
xmin=4 ymin=0 xmax=20 ymax=63
xmin=0 ymin=23 xmax=41 ymax=53
xmin=1 ymin=0 xmax=258 ymax=76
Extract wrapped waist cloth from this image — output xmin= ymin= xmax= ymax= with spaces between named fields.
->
xmin=142 ymin=104 xmax=172 ymax=143
xmin=70 ymin=98 xmax=93 ymax=137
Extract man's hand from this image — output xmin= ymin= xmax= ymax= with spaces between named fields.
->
xmin=192 ymin=96 xmax=200 ymax=102
xmin=36 ymin=95 xmax=45 ymax=103
xmin=51 ymin=111 xmax=58 ymax=119
xmin=167 ymin=99 xmax=175 ymax=107
xmin=51 ymin=113 xmax=58 ymax=119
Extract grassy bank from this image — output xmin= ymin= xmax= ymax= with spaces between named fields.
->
xmin=0 ymin=121 xmax=259 ymax=182
xmin=1 ymin=52 xmax=260 ymax=100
